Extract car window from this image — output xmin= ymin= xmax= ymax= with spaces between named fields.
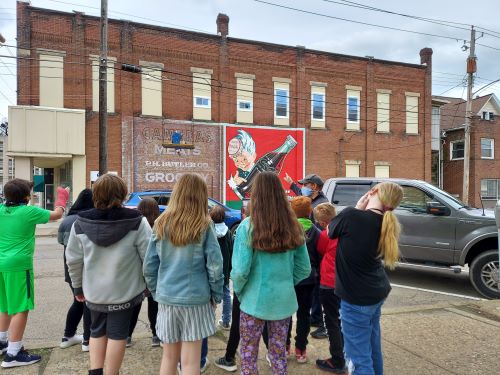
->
xmin=208 ymin=200 xmax=217 ymax=210
xmin=139 ymin=194 xmax=170 ymax=206
xmin=332 ymin=184 xmax=372 ymax=206
xmin=399 ymin=186 xmax=433 ymax=214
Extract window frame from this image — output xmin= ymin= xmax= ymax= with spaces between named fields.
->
xmin=194 ymin=96 xmax=211 ymax=109
xmin=480 ymin=138 xmax=494 ymax=159
xmin=274 ymin=88 xmax=289 ymax=119
xmin=311 ymin=92 xmax=325 ymax=121
xmin=450 ymin=140 xmax=465 ymax=160
xmin=480 ymin=179 xmax=500 ymax=200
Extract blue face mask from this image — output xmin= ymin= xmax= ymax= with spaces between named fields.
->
xmin=301 ymin=186 xmax=313 ymax=197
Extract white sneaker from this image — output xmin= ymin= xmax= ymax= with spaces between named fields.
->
xmin=60 ymin=335 xmax=83 ymax=349
xmin=201 ymin=359 xmax=209 ymax=373
xmin=81 ymin=340 xmax=89 ymax=352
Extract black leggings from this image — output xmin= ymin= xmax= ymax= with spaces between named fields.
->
xmin=128 ymin=296 xmax=158 ymax=337
xmin=64 ymin=284 xmax=91 ymax=341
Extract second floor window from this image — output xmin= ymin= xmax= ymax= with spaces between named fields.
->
xmin=195 ymin=96 xmax=210 ymax=108
xmin=275 ymin=89 xmax=289 ymax=118
xmin=312 ymin=93 xmax=325 ymax=120
xmin=238 ymin=100 xmax=252 ymax=111
xmin=450 ymin=140 xmax=464 ymax=160
xmin=348 ymin=97 xmax=359 ymax=122
xmin=481 ymin=138 xmax=494 ymax=159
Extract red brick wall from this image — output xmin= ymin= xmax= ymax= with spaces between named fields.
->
xmin=17 ymin=2 xmax=432 ymax=192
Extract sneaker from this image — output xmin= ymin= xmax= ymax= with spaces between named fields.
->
xmin=200 ymin=358 xmax=209 ymax=373
xmin=151 ymin=336 xmax=161 ymax=347
xmin=1 ymin=350 xmax=41 ymax=368
xmin=126 ymin=337 xmax=132 ymax=348
xmin=316 ymin=358 xmax=348 ymax=374
xmin=295 ymin=348 xmax=307 ymax=364
xmin=60 ymin=334 xmax=83 ymax=349
xmin=214 ymin=356 xmax=237 ymax=372
xmin=311 ymin=326 xmax=328 ymax=339
xmin=81 ymin=341 xmax=89 ymax=352
xmin=218 ymin=319 xmax=231 ymax=331
xmin=0 ymin=341 xmax=7 ymax=355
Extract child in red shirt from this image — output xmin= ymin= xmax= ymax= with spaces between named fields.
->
xmin=314 ymin=203 xmax=347 ymax=374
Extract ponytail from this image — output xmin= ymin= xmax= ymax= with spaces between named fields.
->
xmin=374 ymin=182 xmax=404 ymax=269
xmin=378 ymin=211 xmax=401 ymax=269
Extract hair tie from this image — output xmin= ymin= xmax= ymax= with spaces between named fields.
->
xmin=383 ymin=205 xmax=394 ymax=213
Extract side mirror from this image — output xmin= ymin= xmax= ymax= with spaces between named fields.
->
xmin=426 ymin=201 xmax=451 ymax=216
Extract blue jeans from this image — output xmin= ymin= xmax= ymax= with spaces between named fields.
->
xmin=222 ymin=284 xmax=232 ymax=325
xmin=340 ymin=299 xmax=384 ymax=375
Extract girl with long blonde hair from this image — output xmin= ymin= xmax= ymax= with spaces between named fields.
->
xmin=327 ymin=181 xmax=403 ymax=375
xmin=143 ymin=174 xmax=223 ymax=375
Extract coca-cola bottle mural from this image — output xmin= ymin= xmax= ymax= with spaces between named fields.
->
xmin=228 ymin=135 xmax=297 ymax=199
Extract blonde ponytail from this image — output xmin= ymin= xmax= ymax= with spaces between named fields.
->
xmin=378 ymin=211 xmax=401 ymax=269
xmin=374 ymin=182 xmax=404 ymax=269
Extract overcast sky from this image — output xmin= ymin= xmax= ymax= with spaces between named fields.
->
xmin=1 ymin=0 xmax=500 ymax=120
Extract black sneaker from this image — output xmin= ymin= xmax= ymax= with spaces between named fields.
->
xmin=1 ymin=349 xmax=41 ymax=368
xmin=311 ymin=326 xmax=328 ymax=339
xmin=214 ymin=356 xmax=237 ymax=372
xmin=0 ymin=341 xmax=7 ymax=355
xmin=316 ymin=358 xmax=348 ymax=374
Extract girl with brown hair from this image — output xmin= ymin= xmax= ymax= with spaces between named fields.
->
xmin=143 ymin=173 xmax=223 ymax=375
xmin=231 ymin=172 xmax=311 ymax=374
xmin=328 ymin=181 xmax=403 ymax=375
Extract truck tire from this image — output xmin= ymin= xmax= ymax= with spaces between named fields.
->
xmin=469 ymin=250 xmax=500 ymax=299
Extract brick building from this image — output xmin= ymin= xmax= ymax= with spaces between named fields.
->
xmin=10 ymin=1 xmax=432 ymax=205
xmin=438 ymin=93 xmax=500 ymax=208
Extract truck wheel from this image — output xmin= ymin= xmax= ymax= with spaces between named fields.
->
xmin=469 ymin=250 xmax=500 ymax=299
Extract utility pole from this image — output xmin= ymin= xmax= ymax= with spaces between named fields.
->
xmin=462 ymin=26 xmax=476 ymax=205
xmin=98 ymin=0 xmax=108 ymax=175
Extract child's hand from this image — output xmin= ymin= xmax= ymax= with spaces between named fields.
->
xmin=284 ymin=173 xmax=293 ymax=185
xmin=355 ymin=192 xmax=370 ymax=210
xmin=75 ymin=294 xmax=85 ymax=302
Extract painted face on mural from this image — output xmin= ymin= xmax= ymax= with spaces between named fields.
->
xmin=232 ymin=150 xmax=256 ymax=171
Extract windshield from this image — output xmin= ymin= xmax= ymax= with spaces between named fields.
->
xmin=421 ymin=182 xmax=468 ymax=209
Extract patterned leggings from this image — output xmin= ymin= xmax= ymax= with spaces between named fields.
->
xmin=240 ymin=311 xmax=290 ymax=375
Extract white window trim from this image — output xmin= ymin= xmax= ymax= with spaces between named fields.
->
xmin=480 ymin=138 xmax=494 ymax=159
xmin=237 ymin=99 xmax=253 ymax=112
xmin=450 ymin=140 xmax=464 ymax=160
xmin=194 ymin=96 xmax=211 ymax=109
xmin=274 ymin=88 xmax=289 ymax=119
xmin=347 ymin=96 xmax=360 ymax=124
xmin=311 ymin=92 xmax=325 ymax=121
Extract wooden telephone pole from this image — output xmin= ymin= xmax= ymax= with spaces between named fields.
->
xmin=98 ymin=0 xmax=108 ymax=175
xmin=462 ymin=26 xmax=476 ymax=205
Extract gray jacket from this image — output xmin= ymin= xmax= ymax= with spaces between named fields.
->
xmin=66 ymin=208 xmax=152 ymax=312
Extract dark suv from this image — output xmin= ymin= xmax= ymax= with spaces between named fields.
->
xmin=322 ymin=178 xmax=499 ymax=299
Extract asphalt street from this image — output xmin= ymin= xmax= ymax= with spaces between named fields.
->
xmin=25 ymin=236 xmax=486 ymax=349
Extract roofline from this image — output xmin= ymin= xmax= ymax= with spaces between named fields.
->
xmin=23 ymin=3 xmax=428 ymax=70
xmin=442 ymin=125 xmax=465 ymax=132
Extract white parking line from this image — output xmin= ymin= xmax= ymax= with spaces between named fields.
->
xmin=390 ymin=283 xmax=485 ymax=301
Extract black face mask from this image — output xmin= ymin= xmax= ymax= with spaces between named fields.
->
xmin=5 ymin=198 xmax=29 ymax=207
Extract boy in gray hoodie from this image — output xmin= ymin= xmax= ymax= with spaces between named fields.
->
xmin=66 ymin=174 xmax=151 ymax=375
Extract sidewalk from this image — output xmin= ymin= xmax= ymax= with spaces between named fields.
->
xmin=5 ymin=299 xmax=500 ymax=375
xmin=35 ymin=221 xmax=61 ymax=237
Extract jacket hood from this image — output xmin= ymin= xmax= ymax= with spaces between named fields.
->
xmin=214 ymin=222 xmax=229 ymax=238
xmin=75 ymin=208 xmax=143 ymax=247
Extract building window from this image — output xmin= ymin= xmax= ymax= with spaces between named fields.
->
xmin=482 ymin=111 xmax=495 ymax=121
xmin=39 ymin=53 xmax=64 ymax=108
xmin=376 ymin=91 xmax=390 ymax=132
xmin=237 ymin=100 xmax=252 ymax=111
xmin=348 ymin=97 xmax=359 ymax=122
xmin=91 ymin=57 xmax=116 ymax=113
xmin=141 ymin=62 xmax=163 ymax=116
xmin=405 ymin=93 xmax=419 ymax=134
xmin=481 ymin=179 xmax=500 ymax=200
xmin=275 ymin=89 xmax=289 ymax=118
xmin=192 ymin=68 xmax=213 ymax=121
xmin=481 ymin=138 xmax=494 ymax=159
xmin=450 ymin=140 xmax=464 ymax=160
xmin=345 ymin=161 xmax=361 ymax=177
xmin=194 ymin=96 xmax=211 ymax=108
xmin=312 ymin=93 xmax=325 ymax=120
xmin=375 ymin=165 xmax=390 ymax=178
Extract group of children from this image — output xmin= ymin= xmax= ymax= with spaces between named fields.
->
xmin=0 ymin=171 xmax=404 ymax=375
